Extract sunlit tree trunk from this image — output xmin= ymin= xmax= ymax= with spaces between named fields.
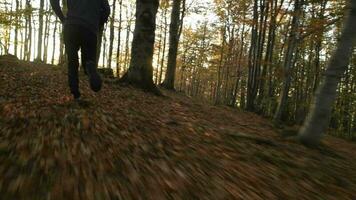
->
xmin=97 ymin=25 xmax=105 ymax=65
xmin=116 ymin=0 xmax=123 ymax=77
xmin=123 ymin=8 xmax=132 ymax=72
xmin=36 ymin=0 xmax=45 ymax=61
xmin=155 ymin=29 xmax=163 ymax=84
xmin=215 ymin=26 xmax=226 ymax=105
xmin=43 ymin=2 xmax=50 ymax=63
xmin=107 ymin=0 xmax=117 ymax=69
xmin=59 ymin=0 xmax=67 ymax=65
xmin=120 ymin=0 xmax=161 ymax=95
xmin=159 ymin=5 xmax=169 ymax=84
xmin=26 ymin=0 xmax=32 ymax=61
xmin=14 ymin=0 xmax=20 ymax=56
xmin=51 ymin=19 xmax=58 ymax=65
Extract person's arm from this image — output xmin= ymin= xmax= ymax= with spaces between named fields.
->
xmin=50 ymin=0 xmax=65 ymax=23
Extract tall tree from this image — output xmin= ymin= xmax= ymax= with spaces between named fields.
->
xmin=298 ymin=0 xmax=356 ymax=146
xmin=51 ymin=18 xmax=58 ymax=64
xmin=116 ymin=0 xmax=123 ymax=77
xmin=273 ymin=0 xmax=303 ymax=122
xmin=246 ymin=0 xmax=259 ymax=111
xmin=107 ymin=0 xmax=117 ymax=69
xmin=161 ymin=0 xmax=183 ymax=90
xmin=158 ymin=1 xmax=169 ymax=84
xmin=97 ymin=25 xmax=106 ymax=65
xmin=25 ymin=0 xmax=32 ymax=61
xmin=14 ymin=0 xmax=20 ymax=56
xmin=120 ymin=0 xmax=161 ymax=95
xmin=36 ymin=0 xmax=45 ymax=61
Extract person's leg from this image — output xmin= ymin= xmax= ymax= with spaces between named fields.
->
xmin=81 ymin=28 xmax=102 ymax=92
xmin=81 ymin=52 xmax=88 ymax=75
xmin=64 ymin=25 xmax=81 ymax=99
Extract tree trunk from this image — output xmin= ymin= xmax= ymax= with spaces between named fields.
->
xmin=107 ymin=0 xmax=117 ymax=69
xmin=97 ymin=26 xmax=105 ymax=65
xmin=43 ymin=2 xmax=50 ymax=63
xmin=123 ymin=9 xmax=132 ymax=72
xmin=24 ymin=0 xmax=32 ymax=61
xmin=59 ymin=0 xmax=67 ymax=65
xmin=161 ymin=0 xmax=183 ymax=90
xmin=116 ymin=0 xmax=123 ymax=77
xmin=159 ymin=7 xmax=169 ymax=84
xmin=273 ymin=0 xmax=303 ymax=122
xmin=36 ymin=0 xmax=45 ymax=61
xmin=231 ymin=23 xmax=246 ymax=107
xmin=52 ymin=19 xmax=58 ymax=65
xmin=299 ymin=0 xmax=356 ymax=146
xmin=14 ymin=0 xmax=20 ymax=56
xmin=215 ymin=26 xmax=226 ymax=105
xmin=120 ymin=0 xmax=161 ymax=95
xmin=246 ymin=0 xmax=259 ymax=111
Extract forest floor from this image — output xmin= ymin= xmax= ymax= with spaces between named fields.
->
xmin=0 ymin=56 xmax=356 ymax=200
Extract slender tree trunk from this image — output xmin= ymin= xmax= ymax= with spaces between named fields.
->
xmin=14 ymin=0 xmax=20 ymax=56
xmin=231 ymin=24 xmax=246 ymax=107
xmin=274 ymin=0 xmax=303 ymax=122
xmin=97 ymin=25 xmax=105 ymax=65
xmin=124 ymin=11 xmax=132 ymax=72
xmin=155 ymin=31 xmax=163 ymax=84
xmin=36 ymin=0 xmax=45 ymax=61
xmin=215 ymin=26 xmax=226 ymax=105
xmin=159 ymin=7 xmax=168 ymax=84
xmin=246 ymin=0 xmax=259 ymax=111
xmin=102 ymin=31 xmax=107 ymax=67
xmin=27 ymin=1 xmax=32 ymax=61
xmin=116 ymin=0 xmax=123 ymax=77
xmin=162 ymin=0 xmax=183 ymax=90
xmin=299 ymin=0 xmax=356 ymax=146
xmin=120 ymin=0 xmax=161 ymax=95
xmin=59 ymin=0 xmax=67 ymax=65
xmin=108 ymin=0 xmax=117 ymax=69
xmin=43 ymin=2 xmax=50 ymax=63
xmin=52 ymin=19 xmax=58 ymax=65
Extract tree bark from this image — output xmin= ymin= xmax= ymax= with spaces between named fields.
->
xmin=43 ymin=2 xmax=50 ymax=63
xmin=52 ymin=19 xmax=58 ymax=65
xmin=97 ymin=26 xmax=105 ymax=65
xmin=108 ymin=0 xmax=117 ymax=69
xmin=161 ymin=0 xmax=183 ymax=90
xmin=273 ymin=0 xmax=303 ymax=122
xmin=36 ymin=0 xmax=45 ymax=62
xmin=246 ymin=0 xmax=259 ymax=111
xmin=120 ymin=0 xmax=161 ymax=95
xmin=116 ymin=0 xmax=123 ymax=77
xmin=299 ymin=0 xmax=356 ymax=146
xmin=14 ymin=0 xmax=20 ymax=56
xmin=159 ymin=7 xmax=169 ymax=84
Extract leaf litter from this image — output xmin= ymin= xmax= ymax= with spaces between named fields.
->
xmin=0 ymin=58 xmax=356 ymax=199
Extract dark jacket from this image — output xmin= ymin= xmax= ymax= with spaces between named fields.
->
xmin=50 ymin=0 xmax=110 ymax=34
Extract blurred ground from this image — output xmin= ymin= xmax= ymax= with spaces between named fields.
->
xmin=0 ymin=57 xmax=356 ymax=199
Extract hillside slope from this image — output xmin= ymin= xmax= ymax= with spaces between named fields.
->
xmin=0 ymin=57 xmax=356 ymax=199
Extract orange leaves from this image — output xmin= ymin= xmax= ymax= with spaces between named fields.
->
xmin=0 ymin=59 xmax=356 ymax=199
xmin=81 ymin=113 xmax=90 ymax=130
